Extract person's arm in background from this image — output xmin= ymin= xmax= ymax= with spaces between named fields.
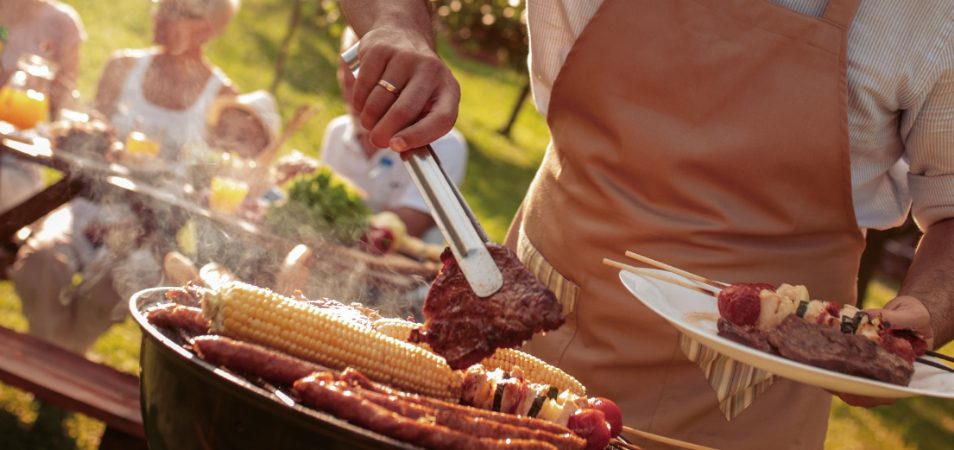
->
xmin=94 ymin=53 xmax=136 ymax=119
xmin=49 ymin=6 xmax=85 ymax=115
xmin=339 ymin=0 xmax=459 ymax=153
xmin=392 ymin=207 xmax=434 ymax=238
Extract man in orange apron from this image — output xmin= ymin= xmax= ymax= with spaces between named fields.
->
xmin=341 ymin=0 xmax=954 ymax=447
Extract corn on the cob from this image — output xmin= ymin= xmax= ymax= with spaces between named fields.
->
xmin=372 ymin=318 xmax=586 ymax=395
xmin=203 ymin=282 xmax=462 ymax=401
xmin=373 ymin=318 xmax=420 ymax=341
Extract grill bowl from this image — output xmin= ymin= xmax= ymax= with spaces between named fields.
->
xmin=130 ymin=287 xmax=418 ymax=450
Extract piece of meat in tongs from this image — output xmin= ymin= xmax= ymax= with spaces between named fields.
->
xmin=340 ymin=42 xmax=502 ymax=297
xmin=412 ymin=245 xmax=564 ymax=370
xmin=342 ymin=44 xmax=562 ymax=369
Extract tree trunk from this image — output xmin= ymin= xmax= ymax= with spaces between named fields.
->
xmin=270 ymin=0 xmax=305 ymax=93
xmin=498 ymin=80 xmax=531 ymax=138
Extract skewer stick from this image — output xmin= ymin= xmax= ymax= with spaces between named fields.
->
xmin=624 ymin=251 xmax=729 ymax=289
xmin=603 ymin=259 xmax=717 ymax=297
xmin=622 ymin=426 xmax=717 ymax=450
xmin=611 ymin=438 xmax=642 ymax=450
xmin=925 ymin=350 xmax=954 ymax=364
xmin=916 ymin=357 xmax=954 ymax=374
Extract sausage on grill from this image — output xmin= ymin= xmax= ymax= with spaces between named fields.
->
xmin=293 ymin=375 xmax=559 ymax=450
xmin=192 ymin=335 xmax=327 ymax=385
xmin=357 ymin=389 xmax=585 ymax=450
xmin=147 ymin=304 xmax=209 ymax=334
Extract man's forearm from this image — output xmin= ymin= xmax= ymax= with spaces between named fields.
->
xmin=340 ymin=0 xmax=434 ymax=47
xmin=899 ymin=218 xmax=954 ymax=347
xmin=393 ymin=207 xmax=435 ymax=238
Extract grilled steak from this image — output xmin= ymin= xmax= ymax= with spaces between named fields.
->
xmin=767 ymin=316 xmax=914 ymax=385
xmin=412 ymin=244 xmax=564 ymax=370
xmin=717 ymin=318 xmax=775 ymax=354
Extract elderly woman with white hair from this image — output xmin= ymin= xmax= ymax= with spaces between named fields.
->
xmin=95 ymin=0 xmax=241 ymax=165
xmin=9 ymin=0 xmax=242 ymax=354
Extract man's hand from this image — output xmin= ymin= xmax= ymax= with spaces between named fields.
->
xmin=870 ymin=295 xmax=936 ymax=349
xmin=349 ymin=27 xmax=460 ymax=152
xmin=341 ymin=0 xmax=460 ymax=151
xmin=835 ymin=295 xmax=934 ymax=407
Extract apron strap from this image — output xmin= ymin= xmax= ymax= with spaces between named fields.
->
xmin=821 ymin=0 xmax=861 ymax=29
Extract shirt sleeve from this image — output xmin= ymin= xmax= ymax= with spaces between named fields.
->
xmin=395 ymin=128 xmax=469 ymax=212
xmin=905 ymin=45 xmax=954 ymax=229
xmin=319 ymin=116 xmax=349 ymax=170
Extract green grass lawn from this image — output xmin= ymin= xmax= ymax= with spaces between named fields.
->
xmin=0 ymin=1 xmax=951 ymax=449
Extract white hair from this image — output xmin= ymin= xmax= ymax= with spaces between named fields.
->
xmin=161 ymin=0 xmax=240 ymax=27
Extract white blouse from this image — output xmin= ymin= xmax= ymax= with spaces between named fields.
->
xmin=110 ymin=49 xmax=227 ymax=163
xmin=526 ymin=0 xmax=954 ymax=230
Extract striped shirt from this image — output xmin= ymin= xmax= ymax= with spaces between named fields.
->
xmin=526 ymin=0 xmax=954 ymax=230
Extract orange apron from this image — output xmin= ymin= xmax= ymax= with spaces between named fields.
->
xmin=506 ymin=0 xmax=864 ymax=448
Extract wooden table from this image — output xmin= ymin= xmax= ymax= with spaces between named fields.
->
xmin=0 ymin=325 xmax=145 ymax=449
xmin=0 ymin=134 xmax=436 ymax=289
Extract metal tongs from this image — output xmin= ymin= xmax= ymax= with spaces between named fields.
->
xmin=342 ymin=43 xmax=503 ymax=297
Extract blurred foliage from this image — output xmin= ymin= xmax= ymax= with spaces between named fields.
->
xmin=265 ymin=167 xmax=371 ymax=245
xmin=431 ymin=0 xmax=529 ymax=70
xmin=302 ymin=0 xmax=528 ymax=70
xmin=306 ymin=0 xmax=348 ymax=38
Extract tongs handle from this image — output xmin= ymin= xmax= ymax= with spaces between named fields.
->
xmin=341 ymin=42 xmax=503 ymax=297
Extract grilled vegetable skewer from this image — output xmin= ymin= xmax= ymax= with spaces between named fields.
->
xmin=374 ymin=318 xmax=586 ymax=396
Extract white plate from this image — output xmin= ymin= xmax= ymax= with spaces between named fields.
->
xmin=619 ymin=269 xmax=954 ymax=399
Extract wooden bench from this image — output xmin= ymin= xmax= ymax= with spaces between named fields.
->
xmin=0 ymin=325 xmax=146 ymax=449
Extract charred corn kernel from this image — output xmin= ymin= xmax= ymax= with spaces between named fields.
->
xmin=203 ymin=282 xmax=462 ymax=401
xmin=372 ymin=318 xmax=586 ymax=395
xmin=483 ymin=348 xmax=586 ymax=396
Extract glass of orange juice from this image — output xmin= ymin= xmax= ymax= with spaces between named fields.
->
xmin=209 ymin=175 xmax=250 ymax=213
xmin=0 ymin=54 xmax=54 ymax=130
xmin=125 ymin=131 xmax=161 ymax=156
xmin=0 ymin=86 xmax=49 ymax=129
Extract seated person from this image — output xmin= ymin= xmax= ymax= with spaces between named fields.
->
xmin=163 ymin=90 xmax=282 ymax=284
xmin=9 ymin=0 xmax=240 ymax=354
xmin=321 ymin=28 xmax=468 ymax=244
xmin=0 ymin=0 xmax=85 ymax=212
xmin=95 ymin=0 xmax=239 ymax=171
xmin=0 ymin=0 xmax=84 ymax=114
xmin=205 ymin=89 xmax=280 ymax=160
xmin=201 ymin=90 xmax=281 ymax=217
xmin=9 ymin=200 xmax=158 ymax=353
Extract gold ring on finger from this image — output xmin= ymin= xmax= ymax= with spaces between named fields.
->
xmin=377 ymin=79 xmax=400 ymax=95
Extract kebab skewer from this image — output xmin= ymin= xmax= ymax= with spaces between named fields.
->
xmin=608 ymin=254 xmax=930 ymax=356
